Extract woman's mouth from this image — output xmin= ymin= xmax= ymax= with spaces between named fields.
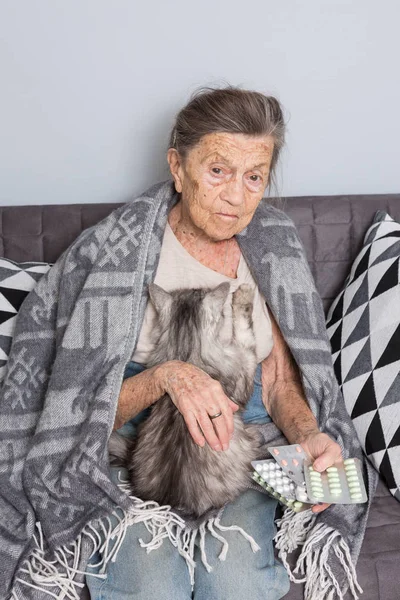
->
xmin=216 ymin=213 xmax=239 ymax=221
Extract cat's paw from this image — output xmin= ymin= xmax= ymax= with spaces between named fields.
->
xmin=232 ymin=284 xmax=254 ymax=316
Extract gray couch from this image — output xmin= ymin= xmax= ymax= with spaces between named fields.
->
xmin=2 ymin=191 xmax=400 ymax=599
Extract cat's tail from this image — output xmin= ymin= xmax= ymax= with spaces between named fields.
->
xmin=108 ymin=431 xmax=133 ymax=467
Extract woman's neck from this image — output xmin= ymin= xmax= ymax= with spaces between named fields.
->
xmin=168 ymin=201 xmax=240 ymax=278
xmin=168 ymin=201 xmax=223 ymax=247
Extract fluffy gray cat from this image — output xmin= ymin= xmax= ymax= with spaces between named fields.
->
xmin=109 ymin=282 xmax=262 ymax=519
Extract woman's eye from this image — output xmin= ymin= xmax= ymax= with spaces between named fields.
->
xmin=211 ymin=168 xmax=223 ymax=175
xmin=249 ymin=175 xmax=260 ymax=182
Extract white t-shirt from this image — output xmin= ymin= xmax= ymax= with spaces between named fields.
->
xmin=132 ymin=222 xmax=274 ymax=364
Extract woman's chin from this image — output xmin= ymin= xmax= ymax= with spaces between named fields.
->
xmin=204 ymin=219 xmax=242 ymax=241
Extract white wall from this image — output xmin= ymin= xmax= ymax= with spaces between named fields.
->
xmin=0 ymin=0 xmax=399 ymax=206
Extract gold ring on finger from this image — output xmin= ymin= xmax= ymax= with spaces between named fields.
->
xmin=209 ymin=411 xmax=223 ymax=420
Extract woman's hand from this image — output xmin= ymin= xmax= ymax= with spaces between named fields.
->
xmin=300 ymin=431 xmax=343 ymax=514
xmin=155 ymin=360 xmax=239 ymax=452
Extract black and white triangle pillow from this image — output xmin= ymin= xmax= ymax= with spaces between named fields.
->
xmin=0 ymin=258 xmax=51 ymax=384
xmin=327 ymin=211 xmax=400 ymax=502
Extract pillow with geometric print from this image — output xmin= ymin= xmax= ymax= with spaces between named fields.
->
xmin=0 ymin=258 xmax=51 ymax=384
xmin=326 ymin=211 xmax=400 ymax=502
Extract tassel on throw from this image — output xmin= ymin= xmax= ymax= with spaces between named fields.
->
xmin=274 ymin=508 xmax=363 ymax=600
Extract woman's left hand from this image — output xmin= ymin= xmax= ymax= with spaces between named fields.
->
xmin=300 ymin=431 xmax=343 ymax=514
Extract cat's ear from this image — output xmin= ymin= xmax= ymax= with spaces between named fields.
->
xmin=203 ymin=282 xmax=230 ymax=323
xmin=148 ymin=284 xmax=172 ymax=316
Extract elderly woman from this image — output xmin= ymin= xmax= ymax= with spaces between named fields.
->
xmin=86 ymin=87 xmax=343 ymax=600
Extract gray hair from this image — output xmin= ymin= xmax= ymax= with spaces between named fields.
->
xmin=169 ymin=85 xmax=286 ymax=192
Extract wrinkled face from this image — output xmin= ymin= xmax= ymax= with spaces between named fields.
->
xmin=168 ymin=132 xmax=275 ymax=241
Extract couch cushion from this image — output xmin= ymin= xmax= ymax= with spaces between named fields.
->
xmin=0 ymin=258 xmax=51 ymax=383
xmin=326 ymin=211 xmax=400 ymax=501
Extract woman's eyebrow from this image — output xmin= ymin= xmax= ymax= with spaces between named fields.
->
xmin=201 ymin=153 xmax=269 ymax=170
xmin=201 ymin=152 xmax=229 ymax=164
xmin=252 ymin=162 xmax=269 ymax=170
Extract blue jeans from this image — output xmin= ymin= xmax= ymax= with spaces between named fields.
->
xmin=86 ymin=363 xmax=290 ymax=600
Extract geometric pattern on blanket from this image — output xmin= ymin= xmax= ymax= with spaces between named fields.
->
xmin=326 ymin=211 xmax=400 ymax=502
xmin=0 ymin=258 xmax=51 ymax=384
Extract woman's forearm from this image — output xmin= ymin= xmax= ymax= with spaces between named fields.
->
xmin=261 ymin=312 xmax=320 ymax=444
xmin=113 ymin=364 xmax=166 ymax=430
xmin=266 ymin=378 xmax=319 ymax=444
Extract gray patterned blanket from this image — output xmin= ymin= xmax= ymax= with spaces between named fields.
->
xmin=0 ymin=180 xmax=377 ymax=600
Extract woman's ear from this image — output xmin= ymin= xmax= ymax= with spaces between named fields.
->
xmin=167 ymin=148 xmax=184 ymax=193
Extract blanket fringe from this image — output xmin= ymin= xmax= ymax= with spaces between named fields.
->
xmin=12 ymin=480 xmax=260 ymax=597
xmin=11 ymin=521 xmax=90 ymax=600
xmin=11 ymin=497 xmax=362 ymax=600
xmin=274 ymin=508 xmax=363 ymax=600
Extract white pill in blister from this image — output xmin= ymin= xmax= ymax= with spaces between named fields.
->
xmin=282 ymin=476 xmax=290 ymax=484
xmin=298 ymin=493 xmax=308 ymax=502
xmin=313 ymin=492 xmax=324 ymax=499
xmin=310 ymin=478 xmax=322 ymax=486
xmin=351 ymin=492 xmax=362 ymax=500
xmin=347 ymin=475 xmax=359 ymax=483
xmin=256 ymin=464 xmax=263 ymax=472
xmin=348 ymin=482 xmax=361 ymax=490
xmin=283 ymin=485 xmax=290 ymax=492
xmin=328 ymin=479 xmax=340 ymax=486
xmin=326 ymin=466 xmax=338 ymax=473
xmin=310 ymin=472 xmax=321 ymax=480
xmin=311 ymin=483 xmax=323 ymax=491
xmin=345 ymin=466 xmax=357 ymax=474
xmin=276 ymin=486 xmax=283 ymax=493
xmin=309 ymin=465 xmax=314 ymax=472
xmin=344 ymin=459 xmax=355 ymax=465
xmin=329 ymin=483 xmax=342 ymax=490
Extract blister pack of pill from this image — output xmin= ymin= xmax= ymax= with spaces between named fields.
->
xmin=267 ymin=444 xmax=308 ymax=486
xmin=304 ymin=458 xmax=367 ymax=504
xmin=251 ymin=444 xmax=368 ymax=510
xmin=251 ymin=459 xmax=312 ymax=512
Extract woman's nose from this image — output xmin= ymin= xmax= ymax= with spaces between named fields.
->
xmin=220 ymin=177 xmax=244 ymax=206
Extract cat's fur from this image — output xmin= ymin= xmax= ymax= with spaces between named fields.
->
xmin=109 ymin=282 xmax=262 ymax=519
